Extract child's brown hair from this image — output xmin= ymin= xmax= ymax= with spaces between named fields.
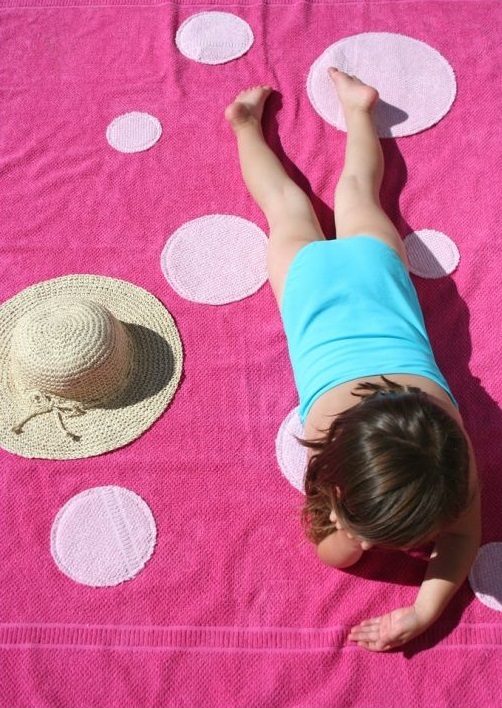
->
xmin=302 ymin=377 xmax=470 ymax=548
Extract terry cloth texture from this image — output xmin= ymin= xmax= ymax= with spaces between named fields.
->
xmin=275 ymin=407 xmax=307 ymax=493
xmin=405 ymin=229 xmax=461 ymax=278
xmin=50 ymin=486 xmax=157 ymax=587
xmin=175 ymin=12 xmax=254 ymax=64
xmin=2 ymin=1 xmax=502 ymax=707
xmin=468 ymin=542 xmax=502 ymax=612
xmin=306 ymin=32 xmax=457 ymax=137
xmin=106 ymin=112 xmax=162 ymax=153
xmin=161 ymin=214 xmax=268 ymax=304
xmin=281 ymin=236 xmax=457 ymax=423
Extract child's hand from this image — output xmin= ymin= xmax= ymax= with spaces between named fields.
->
xmin=348 ymin=605 xmax=431 ymax=651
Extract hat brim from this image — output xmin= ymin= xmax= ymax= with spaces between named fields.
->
xmin=0 ymin=275 xmax=183 ymax=459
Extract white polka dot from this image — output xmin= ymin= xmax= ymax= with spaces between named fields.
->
xmin=275 ymin=407 xmax=308 ymax=494
xmin=161 ymin=215 xmax=268 ymax=304
xmin=307 ymin=33 xmax=456 ymax=137
xmin=51 ymin=486 xmax=157 ymax=587
xmin=106 ymin=112 xmax=162 ymax=153
xmin=404 ymin=229 xmax=460 ymax=278
xmin=175 ymin=12 xmax=254 ymax=65
xmin=469 ymin=543 xmax=502 ymax=611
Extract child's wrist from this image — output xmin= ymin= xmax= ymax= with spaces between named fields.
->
xmin=412 ymin=599 xmax=439 ymax=627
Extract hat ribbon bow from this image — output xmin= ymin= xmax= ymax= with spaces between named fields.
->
xmin=12 ymin=391 xmax=86 ymax=442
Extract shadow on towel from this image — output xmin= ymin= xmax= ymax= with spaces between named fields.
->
xmin=376 ymin=99 xmax=409 ymax=138
xmin=417 ymin=275 xmax=502 ymax=538
xmin=263 ymin=91 xmax=335 ymax=235
xmin=261 ymin=92 xmax=413 ymax=242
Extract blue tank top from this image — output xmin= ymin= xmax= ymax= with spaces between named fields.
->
xmin=280 ymin=237 xmax=457 ymax=423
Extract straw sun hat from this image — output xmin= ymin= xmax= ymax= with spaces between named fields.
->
xmin=0 ymin=275 xmax=183 ymax=459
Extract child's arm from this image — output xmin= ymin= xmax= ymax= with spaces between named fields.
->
xmin=349 ymin=455 xmax=481 ymax=652
xmin=413 ymin=481 xmax=481 ymax=623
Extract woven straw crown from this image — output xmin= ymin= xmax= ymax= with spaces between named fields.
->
xmin=11 ymin=299 xmax=132 ymax=405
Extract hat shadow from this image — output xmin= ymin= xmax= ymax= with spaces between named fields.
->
xmin=103 ymin=323 xmax=178 ymax=409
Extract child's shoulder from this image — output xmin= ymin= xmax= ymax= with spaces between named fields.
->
xmin=304 ymin=373 xmax=461 ymax=441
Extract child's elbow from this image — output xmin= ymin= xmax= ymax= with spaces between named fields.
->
xmin=316 ymin=534 xmax=364 ymax=568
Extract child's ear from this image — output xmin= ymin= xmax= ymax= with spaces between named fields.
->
xmin=330 ymin=487 xmax=342 ymax=523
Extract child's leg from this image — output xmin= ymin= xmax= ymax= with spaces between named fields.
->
xmin=225 ymin=87 xmax=325 ymax=306
xmin=329 ymin=68 xmax=409 ymax=266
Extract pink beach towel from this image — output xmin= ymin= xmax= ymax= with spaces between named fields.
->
xmin=1 ymin=0 xmax=501 ymax=706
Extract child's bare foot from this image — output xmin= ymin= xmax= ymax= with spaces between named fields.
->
xmin=225 ymin=86 xmax=273 ymax=130
xmin=328 ymin=68 xmax=379 ymax=112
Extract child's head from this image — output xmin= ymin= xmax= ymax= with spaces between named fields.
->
xmin=302 ymin=377 xmax=470 ymax=549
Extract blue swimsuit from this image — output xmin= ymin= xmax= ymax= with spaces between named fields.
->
xmin=280 ymin=236 xmax=457 ymax=423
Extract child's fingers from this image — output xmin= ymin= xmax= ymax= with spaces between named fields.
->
xmin=351 ymin=617 xmax=381 ymax=630
xmin=357 ymin=618 xmax=380 ymax=626
xmin=348 ymin=625 xmax=380 ymax=641
xmin=353 ymin=639 xmax=392 ymax=652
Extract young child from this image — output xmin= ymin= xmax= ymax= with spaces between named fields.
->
xmin=225 ymin=69 xmax=481 ymax=652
